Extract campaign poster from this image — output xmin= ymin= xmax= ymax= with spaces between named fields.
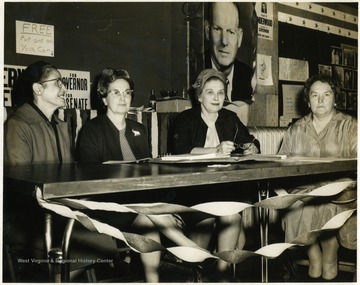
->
xmin=4 ymin=64 xmax=91 ymax=110
xmin=255 ymin=2 xmax=274 ymax=40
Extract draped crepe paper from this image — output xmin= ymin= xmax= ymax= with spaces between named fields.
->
xmin=35 ymin=180 xmax=356 ymax=263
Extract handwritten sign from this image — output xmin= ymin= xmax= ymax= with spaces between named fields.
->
xmin=4 ymin=65 xmax=91 ymax=109
xmin=16 ymin=20 xmax=54 ymax=57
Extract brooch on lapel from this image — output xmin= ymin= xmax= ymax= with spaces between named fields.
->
xmin=132 ymin=129 xmax=140 ymax=136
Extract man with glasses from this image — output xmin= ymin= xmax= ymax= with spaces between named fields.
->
xmin=205 ymin=2 xmax=253 ymax=125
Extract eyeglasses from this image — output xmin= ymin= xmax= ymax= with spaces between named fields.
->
xmin=38 ymin=78 xmax=65 ymax=88
xmin=204 ymin=89 xmax=226 ymax=97
xmin=233 ymin=125 xmax=255 ymax=150
xmin=107 ymin=89 xmax=133 ymax=99
xmin=234 ymin=138 xmax=256 ymax=150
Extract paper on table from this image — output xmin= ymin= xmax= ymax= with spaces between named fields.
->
xmin=161 ymin=153 xmax=229 ymax=161
xmin=249 ymin=154 xmax=286 ymax=160
xmin=160 ymin=153 xmax=287 ymax=162
xmin=103 ymin=158 xmax=150 ymax=164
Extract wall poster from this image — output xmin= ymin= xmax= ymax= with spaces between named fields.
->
xmin=4 ymin=64 xmax=91 ymax=110
xmin=255 ymin=2 xmax=274 ymax=40
xmin=279 ymin=57 xmax=309 ymax=82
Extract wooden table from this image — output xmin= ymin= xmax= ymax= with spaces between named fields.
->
xmin=4 ymin=158 xmax=357 ymax=282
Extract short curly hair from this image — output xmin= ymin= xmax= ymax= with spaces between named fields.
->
xmin=303 ymin=74 xmax=340 ymax=104
xmin=97 ymin=68 xmax=135 ymax=99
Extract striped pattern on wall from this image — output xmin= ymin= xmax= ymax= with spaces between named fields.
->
xmin=278 ymin=2 xmax=358 ymax=40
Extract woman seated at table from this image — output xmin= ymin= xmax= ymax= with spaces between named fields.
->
xmin=167 ymin=69 xmax=260 ymax=277
xmin=4 ymin=61 xmax=72 ymax=165
xmin=77 ymin=68 xmax=149 ymax=163
xmin=278 ymin=74 xmax=357 ymax=280
xmin=77 ymin=68 xmax=161 ymax=282
xmin=3 ymin=61 xmax=77 ymax=281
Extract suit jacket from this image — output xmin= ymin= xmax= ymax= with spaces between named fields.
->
xmin=205 ymin=50 xmax=253 ymax=103
xmin=77 ymin=114 xmax=150 ymax=163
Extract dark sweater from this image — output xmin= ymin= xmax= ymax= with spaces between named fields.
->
xmin=77 ymin=114 xmax=150 ymax=163
xmin=169 ymin=106 xmax=260 ymax=154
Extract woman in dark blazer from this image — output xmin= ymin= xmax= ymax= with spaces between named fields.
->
xmin=77 ymin=68 xmax=160 ymax=282
xmin=169 ymin=69 xmax=260 ymax=279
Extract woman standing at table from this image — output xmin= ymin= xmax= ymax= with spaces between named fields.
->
xmin=77 ymin=68 xmax=161 ymax=282
xmin=167 ymin=69 xmax=260 ymax=279
xmin=278 ymin=74 xmax=357 ymax=280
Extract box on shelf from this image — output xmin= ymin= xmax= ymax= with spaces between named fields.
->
xmin=156 ymin=98 xmax=192 ymax=113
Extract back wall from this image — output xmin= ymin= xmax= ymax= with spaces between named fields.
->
xmin=4 ymin=2 xmax=187 ymax=108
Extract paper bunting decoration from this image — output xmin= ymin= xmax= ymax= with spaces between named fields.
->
xmin=35 ymin=179 xmax=356 ymax=263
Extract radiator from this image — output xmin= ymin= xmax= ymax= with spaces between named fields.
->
xmin=248 ymin=126 xmax=288 ymax=155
